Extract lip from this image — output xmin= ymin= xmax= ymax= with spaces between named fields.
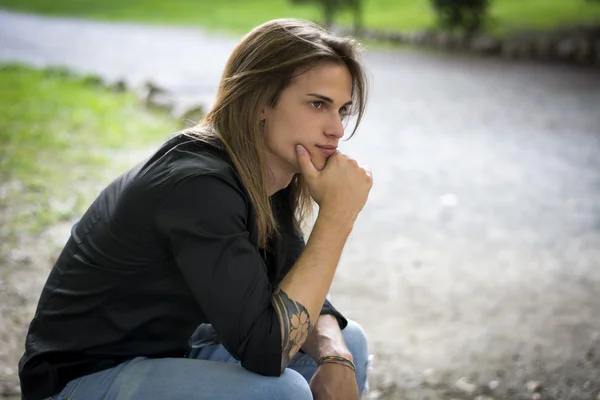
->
xmin=316 ymin=145 xmax=337 ymax=156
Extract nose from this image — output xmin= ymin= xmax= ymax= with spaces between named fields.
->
xmin=324 ymin=112 xmax=345 ymax=139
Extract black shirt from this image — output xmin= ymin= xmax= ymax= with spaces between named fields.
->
xmin=18 ymin=134 xmax=347 ymax=400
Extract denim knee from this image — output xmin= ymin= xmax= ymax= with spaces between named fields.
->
xmin=342 ymin=320 xmax=369 ymax=392
xmin=261 ymin=368 xmax=312 ymax=400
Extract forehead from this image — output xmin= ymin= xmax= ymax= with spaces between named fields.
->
xmin=287 ymin=62 xmax=352 ymax=97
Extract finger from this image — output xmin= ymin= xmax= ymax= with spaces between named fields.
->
xmin=295 ymin=145 xmax=318 ymax=178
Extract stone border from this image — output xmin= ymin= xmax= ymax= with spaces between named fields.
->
xmin=31 ymin=65 xmax=207 ymax=129
xmin=336 ymin=24 xmax=600 ymax=66
xmin=110 ymin=79 xmax=207 ymax=129
xmin=39 ymin=65 xmax=208 ymax=130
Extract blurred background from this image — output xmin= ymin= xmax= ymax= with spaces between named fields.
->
xmin=1 ymin=1 xmax=599 ymax=399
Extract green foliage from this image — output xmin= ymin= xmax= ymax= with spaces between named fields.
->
xmin=0 ymin=0 xmax=322 ymax=36
xmin=0 ymin=0 xmax=598 ymax=37
xmin=430 ymin=0 xmax=490 ymax=34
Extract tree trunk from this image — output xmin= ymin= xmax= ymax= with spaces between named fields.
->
xmin=323 ymin=1 xmax=335 ymax=29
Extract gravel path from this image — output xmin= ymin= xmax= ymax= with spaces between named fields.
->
xmin=2 ymin=10 xmax=600 ymax=399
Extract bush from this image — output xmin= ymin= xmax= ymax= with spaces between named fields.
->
xmin=430 ymin=0 xmax=490 ymax=35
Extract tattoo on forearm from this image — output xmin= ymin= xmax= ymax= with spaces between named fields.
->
xmin=272 ymin=289 xmax=313 ymax=370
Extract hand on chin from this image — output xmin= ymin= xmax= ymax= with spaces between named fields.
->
xmin=294 ymin=146 xmax=327 ymax=172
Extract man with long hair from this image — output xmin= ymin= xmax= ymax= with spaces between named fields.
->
xmin=19 ymin=18 xmax=373 ymax=400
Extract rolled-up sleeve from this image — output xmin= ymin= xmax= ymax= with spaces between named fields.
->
xmin=283 ymin=226 xmax=348 ymax=331
xmin=154 ymin=174 xmax=282 ymax=376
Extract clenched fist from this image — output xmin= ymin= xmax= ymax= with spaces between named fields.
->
xmin=295 ymin=144 xmax=372 ymax=223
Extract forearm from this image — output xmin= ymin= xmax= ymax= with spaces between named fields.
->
xmin=272 ymin=212 xmax=353 ymax=371
xmin=301 ymin=314 xmax=352 ymax=361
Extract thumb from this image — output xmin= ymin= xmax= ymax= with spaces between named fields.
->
xmin=295 ymin=145 xmax=318 ymax=178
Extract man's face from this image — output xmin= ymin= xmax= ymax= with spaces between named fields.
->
xmin=262 ymin=62 xmax=353 ymax=174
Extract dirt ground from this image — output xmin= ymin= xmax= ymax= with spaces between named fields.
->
xmin=2 ymin=10 xmax=600 ymax=400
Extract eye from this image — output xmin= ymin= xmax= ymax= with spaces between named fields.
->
xmin=311 ymin=101 xmax=324 ymax=109
xmin=339 ymin=106 xmax=349 ymax=116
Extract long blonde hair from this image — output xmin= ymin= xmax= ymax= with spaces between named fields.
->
xmin=188 ymin=18 xmax=369 ymax=248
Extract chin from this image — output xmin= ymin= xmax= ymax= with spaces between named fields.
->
xmin=316 ymin=154 xmax=330 ymax=171
xmin=307 ymin=153 xmax=326 ymax=172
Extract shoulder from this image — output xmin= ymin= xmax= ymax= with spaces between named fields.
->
xmin=149 ymin=132 xmax=255 ymax=220
xmin=133 ymin=132 xmax=247 ymax=200
xmin=161 ymin=133 xmax=241 ymax=188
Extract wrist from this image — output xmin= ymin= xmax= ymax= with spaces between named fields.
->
xmin=315 ymin=210 xmax=355 ymax=233
xmin=322 ymin=350 xmax=353 ymax=362
xmin=323 ymin=351 xmax=354 ymax=362
xmin=318 ymin=355 xmax=356 ymax=372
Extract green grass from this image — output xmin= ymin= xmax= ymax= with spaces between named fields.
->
xmin=0 ymin=0 xmax=599 ymax=36
xmin=488 ymin=0 xmax=600 ymax=35
xmin=0 ymin=64 xmax=176 ymax=234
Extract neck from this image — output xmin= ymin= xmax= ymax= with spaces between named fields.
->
xmin=267 ymin=168 xmax=294 ymax=197
xmin=265 ymin=155 xmax=294 ymax=197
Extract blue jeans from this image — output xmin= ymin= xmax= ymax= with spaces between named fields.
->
xmin=48 ymin=320 xmax=369 ymax=400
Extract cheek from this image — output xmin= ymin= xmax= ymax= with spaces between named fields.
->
xmin=267 ymin=105 xmax=320 ymax=154
xmin=293 ymin=111 xmax=322 ymax=140
xmin=265 ymin=120 xmax=298 ymax=158
xmin=278 ymin=112 xmax=310 ymax=143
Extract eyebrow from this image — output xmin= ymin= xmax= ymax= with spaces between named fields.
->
xmin=306 ymin=93 xmax=352 ymax=107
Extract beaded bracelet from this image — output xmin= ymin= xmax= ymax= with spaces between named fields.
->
xmin=317 ymin=355 xmax=356 ymax=372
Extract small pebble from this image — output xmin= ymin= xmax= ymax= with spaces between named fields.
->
xmin=475 ymin=396 xmax=494 ymax=400
xmin=585 ymin=348 xmax=596 ymax=361
xmin=488 ymin=380 xmax=500 ymax=390
xmin=423 ymin=368 xmax=440 ymax=386
xmin=0 ymin=382 xmax=20 ymax=396
xmin=8 ymin=248 xmax=32 ymax=265
xmin=367 ymin=354 xmax=375 ymax=373
xmin=440 ymin=193 xmax=459 ymax=207
xmin=526 ymin=381 xmax=543 ymax=393
xmin=455 ymin=377 xmax=477 ymax=396
xmin=532 ymin=393 xmax=542 ymax=400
